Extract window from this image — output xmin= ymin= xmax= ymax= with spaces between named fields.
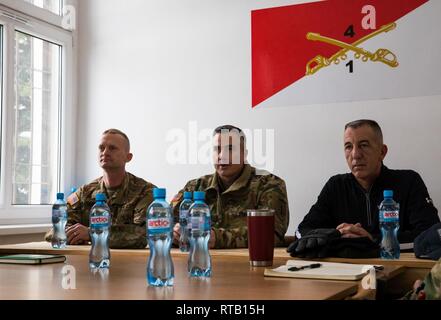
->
xmin=13 ymin=31 xmax=61 ymax=205
xmin=0 ymin=3 xmax=74 ymax=224
xmin=24 ymin=0 xmax=62 ymax=15
xmin=0 ymin=25 xmax=3 ymax=180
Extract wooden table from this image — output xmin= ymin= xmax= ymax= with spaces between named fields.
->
xmin=2 ymin=241 xmax=435 ymax=299
xmin=0 ymin=254 xmax=359 ymax=300
xmin=1 ymin=242 xmax=428 ymax=267
xmin=0 ymin=241 xmax=284 ymax=257
xmin=0 ymin=241 xmax=146 ymax=256
xmin=0 ymin=242 xmax=437 ymax=267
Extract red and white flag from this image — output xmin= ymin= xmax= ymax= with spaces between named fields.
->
xmin=252 ymin=0 xmax=440 ymax=108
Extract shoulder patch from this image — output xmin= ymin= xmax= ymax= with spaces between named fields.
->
xmin=255 ymin=169 xmax=271 ymax=176
xmin=67 ymin=192 xmax=79 ymax=206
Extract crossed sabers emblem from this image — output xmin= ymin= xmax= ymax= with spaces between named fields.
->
xmin=305 ymin=23 xmax=399 ymax=75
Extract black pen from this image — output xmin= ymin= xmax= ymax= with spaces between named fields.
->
xmin=288 ymin=263 xmax=322 ymax=272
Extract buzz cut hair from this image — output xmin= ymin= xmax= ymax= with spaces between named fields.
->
xmin=102 ymin=128 xmax=130 ymax=151
xmin=344 ymin=119 xmax=383 ymax=143
xmin=213 ymin=124 xmax=247 ymax=146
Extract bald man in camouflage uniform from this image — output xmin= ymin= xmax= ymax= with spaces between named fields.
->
xmin=172 ymin=125 xmax=289 ymax=249
xmin=45 ymin=129 xmax=156 ymax=249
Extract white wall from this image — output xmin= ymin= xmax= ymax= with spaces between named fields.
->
xmin=76 ymin=0 xmax=441 ymax=235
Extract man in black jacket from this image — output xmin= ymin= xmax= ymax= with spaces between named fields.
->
xmin=290 ymin=119 xmax=439 ymax=257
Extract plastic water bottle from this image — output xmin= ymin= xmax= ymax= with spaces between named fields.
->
xmin=147 ymin=188 xmax=174 ymax=286
xmin=179 ymin=192 xmax=193 ymax=252
xmin=379 ymin=190 xmax=400 ymax=259
xmin=51 ymin=192 xmax=67 ymax=249
xmin=89 ymin=193 xmax=111 ymax=269
xmin=188 ymin=191 xmax=212 ymax=277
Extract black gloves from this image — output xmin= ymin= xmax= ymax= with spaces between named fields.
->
xmin=287 ymin=229 xmax=380 ymax=258
xmin=287 ymin=229 xmax=341 ymax=258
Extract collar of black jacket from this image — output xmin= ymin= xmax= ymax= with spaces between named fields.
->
xmin=349 ymin=164 xmax=390 ymax=193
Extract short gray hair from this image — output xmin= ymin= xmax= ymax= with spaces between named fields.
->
xmin=345 ymin=119 xmax=383 ymax=143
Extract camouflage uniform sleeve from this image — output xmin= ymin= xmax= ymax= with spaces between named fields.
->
xmin=67 ymin=189 xmax=83 ymax=226
xmin=212 ymin=177 xmax=290 ymax=249
xmin=402 ymin=259 xmax=441 ymax=300
xmin=257 ymin=177 xmax=290 ymax=247
xmin=213 ymin=226 xmax=248 ymax=249
xmin=423 ymin=259 xmax=441 ymax=300
xmin=44 ymin=229 xmax=53 ymax=242
xmin=44 ymin=188 xmax=83 ymax=242
xmin=109 ymin=184 xmax=155 ymax=249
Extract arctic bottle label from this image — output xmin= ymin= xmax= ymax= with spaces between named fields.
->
xmin=191 ymin=216 xmax=210 ymax=231
xmin=191 ymin=216 xmax=204 ymax=231
xmin=90 ymin=215 xmax=110 ymax=228
xmin=52 ymin=209 xmax=65 ymax=218
xmin=381 ymin=210 xmax=399 ymax=222
xmin=179 ymin=209 xmax=189 ymax=219
xmin=148 ymin=217 xmax=171 ymax=234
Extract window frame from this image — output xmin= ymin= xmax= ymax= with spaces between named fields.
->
xmin=0 ymin=0 xmax=65 ymax=26
xmin=0 ymin=3 xmax=75 ymax=225
xmin=24 ymin=0 xmax=63 ymax=16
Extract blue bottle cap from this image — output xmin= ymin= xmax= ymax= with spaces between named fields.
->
xmin=183 ymin=192 xmax=192 ymax=200
xmin=193 ymin=191 xmax=205 ymax=201
xmin=70 ymin=187 xmax=77 ymax=193
xmin=153 ymin=188 xmax=166 ymax=198
xmin=384 ymin=190 xmax=393 ymax=198
xmin=56 ymin=193 xmax=64 ymax=200
xmin=96 ymin=193 xmax=106 ymax=201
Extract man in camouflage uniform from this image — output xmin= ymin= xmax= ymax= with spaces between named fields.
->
xmin=45 ymin=129 xmax=156 ymax=249
xmin=171 ymin=125 xmax=289 ymax=249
